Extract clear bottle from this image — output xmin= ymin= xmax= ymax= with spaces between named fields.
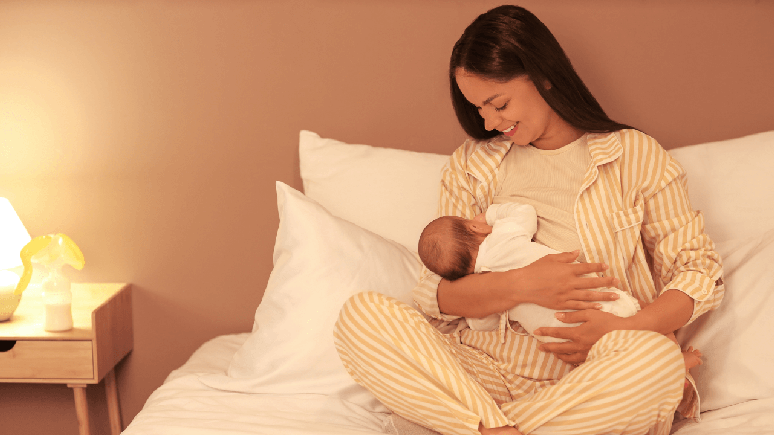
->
xmin=42 ymin=265 xmax=73 ymax=332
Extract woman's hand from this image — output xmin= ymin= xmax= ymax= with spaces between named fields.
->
xmin=534 ymin=310 xmax=626 ymax=365
xmin=438 ymin=250 xmax=621 ymax=319
xmin=535 ymin=289 xmax=696 ymax=364
xmin=515 ymin=251 xmax=621 ymax=311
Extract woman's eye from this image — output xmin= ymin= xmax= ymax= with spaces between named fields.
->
xmin=495 ymin=102 xmax=509 ymax=112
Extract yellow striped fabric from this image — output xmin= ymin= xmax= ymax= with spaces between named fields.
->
xmin=335 ymin=129 xmax=723 ymax=434
xmin=335 ymin=292 xmax=685 ymax=435
xmin=334 ymin=291 xmax=510 ymax=435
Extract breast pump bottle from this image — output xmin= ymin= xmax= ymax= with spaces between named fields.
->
xmin=15 ymin=234 xmax=85 ymax=332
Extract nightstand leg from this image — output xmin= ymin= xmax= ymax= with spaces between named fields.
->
xmin=105 ymin=369 xmax=123 ymax=434
xmin=69 ymin=384 xmax=90 ymax=435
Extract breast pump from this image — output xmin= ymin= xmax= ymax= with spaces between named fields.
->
xmin=15 ymin=233 xmax=85 ymax=332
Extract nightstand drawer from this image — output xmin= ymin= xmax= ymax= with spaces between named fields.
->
xmin=0 ymin=340 xmax=93 ymax=379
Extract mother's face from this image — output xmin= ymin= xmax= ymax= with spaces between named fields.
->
xmin=454 ymin=69 xmax=567 ymax=150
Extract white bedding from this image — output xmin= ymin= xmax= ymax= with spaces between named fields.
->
xmin=124 ymin=333 xmax=774 ymax=435
xmin=122 ymin=334 xmax=398 ymax=435
xmin=672 ymin=399 xmax=774 ymax=435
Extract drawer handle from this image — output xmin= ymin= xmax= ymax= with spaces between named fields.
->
xmin=0 ymin=340 xmax=17 ymax=352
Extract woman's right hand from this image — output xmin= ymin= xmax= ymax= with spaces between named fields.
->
xmin=512 ymin=250 xmax=621 ymax=311
xmin=437 ymin=250 xmax=620 ymax=318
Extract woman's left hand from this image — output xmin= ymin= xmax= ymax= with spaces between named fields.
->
xmin=534 ymin=310 xmax=627 ymax=365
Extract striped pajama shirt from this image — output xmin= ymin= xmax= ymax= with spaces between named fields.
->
xmin=334 ymin=130 xmax=724 ymax=435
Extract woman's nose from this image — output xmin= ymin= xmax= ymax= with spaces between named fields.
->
xmin=479 ymin=107 xmax=502 ymax=131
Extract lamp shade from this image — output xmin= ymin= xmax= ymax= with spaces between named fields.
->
xmin=0 ymin=198 xmax=32 ymax=270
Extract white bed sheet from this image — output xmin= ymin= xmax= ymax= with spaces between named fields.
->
xmin=125 ymin=333 xmax=774 ymax=435
xmin=122 ymin=333 xmax=398 ymax=435
xmin=672 ymin=398 xmax=774 ymax=435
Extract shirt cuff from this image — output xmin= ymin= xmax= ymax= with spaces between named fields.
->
xmin=664 ymin=270 xmax=724 ymax=324
xmin=413 ymin=272 xmax=463 ymax=323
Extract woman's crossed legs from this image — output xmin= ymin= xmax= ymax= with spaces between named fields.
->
xmin=334 ymin=292 xmax=684 ymax=435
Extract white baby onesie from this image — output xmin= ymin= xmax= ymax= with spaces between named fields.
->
xmin=467 ymin=203 xmax=640 ymax=343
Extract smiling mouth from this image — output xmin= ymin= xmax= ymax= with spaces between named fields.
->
xmin=503 ymin=123 xmax=518 ymax=136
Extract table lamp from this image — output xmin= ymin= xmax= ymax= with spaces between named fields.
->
xmin=0 ymin=197 xmax=32 ymax=321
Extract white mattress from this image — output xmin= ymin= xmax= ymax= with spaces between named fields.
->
xmin=123 ymin=333 xmax=774 ymax=435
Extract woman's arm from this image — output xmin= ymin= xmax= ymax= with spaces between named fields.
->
xmin=535 ymin=134 xmax=723 ymax=364
xmin=622 ymin=289 xmax=693 ymax=335
xmin=438 ymin=251 xmax=621 ymax=318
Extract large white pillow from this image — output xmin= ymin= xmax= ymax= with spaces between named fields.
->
xmin=200 ymin=182 xmax=422 ymax=412
xmin=668 ymin=130 xmax=774 ymax=243
xmin=677 ymin=228 xmax=774 ymax=412
xmin=299 ymin=130 xmax=450 ymax=252
xmin=669 ymin=131 xmax=774 ymax=412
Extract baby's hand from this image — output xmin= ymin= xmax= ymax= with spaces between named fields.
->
xmin=473 ymin=213 xmax=487 ymax=223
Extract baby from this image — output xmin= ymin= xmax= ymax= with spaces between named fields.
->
xmin=418 ymin=203 xmax=702 ymax=369
xmin=418 ymin=202 xmax=639 ymax=341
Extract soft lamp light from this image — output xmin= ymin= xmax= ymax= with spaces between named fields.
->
xmin=0 ymin=198 xmax=31 ymax=270
xmin=0 ymin=198 xmax=31 ymax=321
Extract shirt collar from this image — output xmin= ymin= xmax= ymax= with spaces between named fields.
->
xmin=587 ymin=131 xmax=623 ymax=167
xmin=463 ymin=137 xmax=512 ymax=185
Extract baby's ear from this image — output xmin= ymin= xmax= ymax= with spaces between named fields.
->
xmin=470 ymin=221 xmax=493 ymax=235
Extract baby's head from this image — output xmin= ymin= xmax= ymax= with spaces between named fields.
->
xmin=418 ymin=215 xmax=490 ymax=281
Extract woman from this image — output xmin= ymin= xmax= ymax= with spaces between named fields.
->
xmin=334 ymin=5 xmax=723 ymax=435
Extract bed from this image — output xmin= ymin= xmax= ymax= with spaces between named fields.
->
xmin=123 ymin=129 xmax=774 ymax=435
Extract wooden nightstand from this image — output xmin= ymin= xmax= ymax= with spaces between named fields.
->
xmin=0 ymin=283 xmax=133 ymax=435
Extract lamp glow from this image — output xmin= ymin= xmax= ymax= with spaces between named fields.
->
xmin=1 ymin=198 xmax=32 ymax=270
xmin=0 ymin=198 xmax=31 ymax=321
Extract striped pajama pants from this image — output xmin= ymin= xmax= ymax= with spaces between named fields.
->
xmin=333 ymin=291 xmax=685 ymax=435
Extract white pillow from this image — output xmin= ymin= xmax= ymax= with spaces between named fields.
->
xmin=677 ymin=228 xmax=774 ymax=412
xmin=668 ymin=130 xmax=774 ymax=243
xmin=299 ymin=130 xmax=450 ymax=252
xmin=200 ymin=182 xmax=422 ymax=412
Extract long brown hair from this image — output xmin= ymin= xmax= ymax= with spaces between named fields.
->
xmin=450 ymin=5 xmax=634 ymax=140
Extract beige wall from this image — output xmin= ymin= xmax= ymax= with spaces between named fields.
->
xmin=1 ymin=1 xmax=772 ymax=433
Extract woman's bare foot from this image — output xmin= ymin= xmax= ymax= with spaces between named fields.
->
xmin=479 ymin=422 xmax=523 ymax=435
